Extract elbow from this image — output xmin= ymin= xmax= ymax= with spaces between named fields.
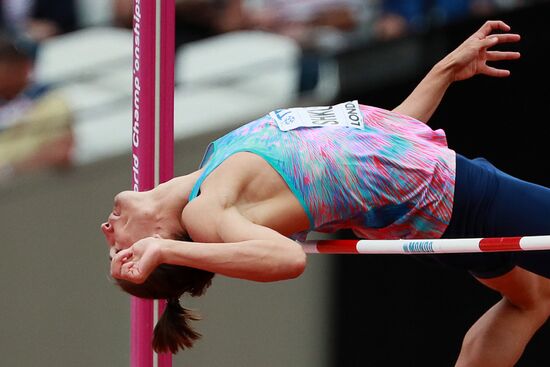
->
xmin=258 ymin=246 xmax=306 ymax=282
xmin=295 ymin=249 xmax=307 ymax=278
xmin=252 ymin=241 xmax=307 ymax=282
xmin=285 ymin=247 xmax=307 ymax=280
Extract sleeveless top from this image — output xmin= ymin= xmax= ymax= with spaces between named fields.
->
xmin=189 ymin=103 xmax=456 ymax=241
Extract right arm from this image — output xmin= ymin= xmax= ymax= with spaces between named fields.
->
xmin=161 ymin=204 xmax=307 ymax=282
xmin=111 ymin=205 xmax=307 ymax=284
xmin=393 ymin=20 xmax=521 ymax=124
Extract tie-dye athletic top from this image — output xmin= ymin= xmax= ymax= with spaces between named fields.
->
xmin=189 ymin=103 xmax=456 ymax=240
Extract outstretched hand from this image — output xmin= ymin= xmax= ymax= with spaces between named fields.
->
xmin=443 ymin=20 xmax=521 ymax=82
xmin=111 ymin=236 xmax=163 ymax=284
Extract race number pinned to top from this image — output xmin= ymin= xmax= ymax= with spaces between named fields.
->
xmin=270 ymin=100 xmax=364 ymax=132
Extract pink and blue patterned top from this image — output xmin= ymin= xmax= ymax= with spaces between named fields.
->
xmin=189 ymin=103 xmax=456 ymax=240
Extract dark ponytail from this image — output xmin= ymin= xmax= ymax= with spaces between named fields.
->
xmin=114 ymin=263 xmax=215 ymax=354
xmin=153 ymin=297 xmax=202 ymax=353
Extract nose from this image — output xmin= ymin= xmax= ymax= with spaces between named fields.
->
xmin=101 ymin=222 xmax=115 ymax=245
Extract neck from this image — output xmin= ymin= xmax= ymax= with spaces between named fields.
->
xmin=151 ymin=170 xmax=202 ymax=235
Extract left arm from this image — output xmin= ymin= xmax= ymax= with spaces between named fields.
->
xmin=393 ymin=20 xmax=520 ymax=123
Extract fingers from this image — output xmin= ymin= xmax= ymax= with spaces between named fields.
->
xmin=487 ymin=33 xmax=521 ymax=45
xmin=110 ymin=247 xmax=150 ymax=283
xmin=120 ymin=262 xmax=144 ymax=283
xmin=481 ymin=65 xmax=511 ymax=78
xmin=486 ymin=50 xmax=521 ymax=62
xmin=481 ymin=34 xmax=521 ymax=78
xmin=478 ymin=20 xmax=511 ymax=36
xmin=480 ymin=34 xmax=520 ymax=50
xmin=476 ymin=20 xmax=520 ymax=51
xmin=110 ymin=248 xmax=133 ymax=279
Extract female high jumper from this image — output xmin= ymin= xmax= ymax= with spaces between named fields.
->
xmin=102 ymin=20 xmax=550 ymax=367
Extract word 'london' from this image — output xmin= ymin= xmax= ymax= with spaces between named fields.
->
xmin=307 ymin=102 xmax=361 ymax=127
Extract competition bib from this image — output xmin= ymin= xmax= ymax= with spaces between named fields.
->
xmin=270 ymin=100 xmax=364 ymax=132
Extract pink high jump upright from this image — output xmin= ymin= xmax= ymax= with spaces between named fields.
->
xmin=131 ymin=0 xmax=175 ymax=366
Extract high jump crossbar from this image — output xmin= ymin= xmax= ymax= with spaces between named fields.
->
xmin=131 ymin=0 xmax=174 ymax=367
xmin=301 ymin=235 xmax=550 ymax=254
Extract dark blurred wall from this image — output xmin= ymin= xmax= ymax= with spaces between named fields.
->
xmin=331 ymin=2 xmax=550 ymax=366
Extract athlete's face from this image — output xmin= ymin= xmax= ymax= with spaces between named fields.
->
xmin=101 ymin=191 xmax=156 ymax=258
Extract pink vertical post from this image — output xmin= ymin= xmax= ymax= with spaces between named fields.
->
xmin=157 ymin=0 xmax=175 ymax=366
xmin=131 ymin=0 xmax=155 ymax=366
xmin=159 ymin=0 xmax=175 ymax=184
xmin=131 ymin=0 xmax=175 ymax=367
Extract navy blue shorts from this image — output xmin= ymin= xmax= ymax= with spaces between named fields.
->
xmin=423 ymin=154 xmax=550 ymax=279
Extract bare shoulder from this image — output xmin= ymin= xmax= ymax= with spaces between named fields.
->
xmin=182 ymin=152 xmax=310 ymax=241
xmin=182 ymin=195 xmax=225 ymax=243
